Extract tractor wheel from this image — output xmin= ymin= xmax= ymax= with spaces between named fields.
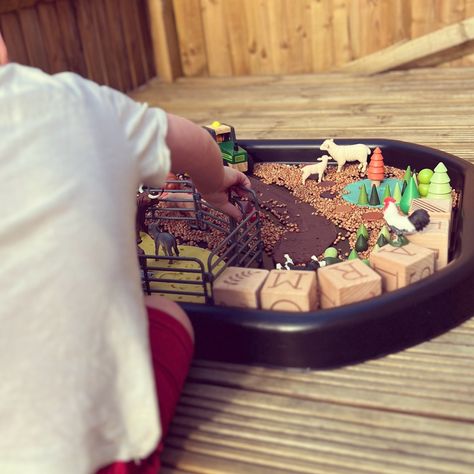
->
xmin=246 ymin=153 xmax=255 ymax=175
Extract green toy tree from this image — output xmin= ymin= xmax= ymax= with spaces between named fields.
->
xmin=393 ymin=182 xmax=402 ymax=203
xmin=427 ymin=162 xmax=452 ymax=200
xmin=369 ymin=184 xmax=380 ymax=206
xmin=348 ymin=249 xmax=359 ymax=260
xmin=355 ymin=234 xmax=369 ymax=252
xmin=401 ymin=179 xmax=407 ymax=196
xmin=376 ymin=233 xmax=389 ymax=247
xmin=403 ymin=165 xmax=412 ymax=185
xmin=379 ymin=225 xmax=391 ymax=241
xmin=400 ymin=176 xmax=420 ymax=214
xmin=357 ymin=184 xmax=369 ymax=205
xmin=382 ymin=184 xmax=391 ymax=200
xmin=356 ymin=223 xmax=369 ymax=239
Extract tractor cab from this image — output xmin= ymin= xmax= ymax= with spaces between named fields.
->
xmin=203 ymin=121 xmax=253 ymax=174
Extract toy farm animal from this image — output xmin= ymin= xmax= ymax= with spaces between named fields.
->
xmin=148 ymin=222 xmax=180 ymax=262
xmin=301 ymin=156 xmax=331 ymax=184
xmin=276 ymin=254 xmax=320 ymax=271
xmin=320 ymin=139 xmax=371 ymax=173
xmin=383 ymin=197 xmax=430 ymax=245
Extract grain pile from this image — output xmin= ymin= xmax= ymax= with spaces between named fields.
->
xmin=254 ymin=162 xmax=404 ymax=257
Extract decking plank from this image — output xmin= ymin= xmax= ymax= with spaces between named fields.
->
xmin=129 ymin=68 xmax=474 ymax=473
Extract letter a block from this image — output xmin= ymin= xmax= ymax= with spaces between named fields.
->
xmin=213 ymin=267 xmax=269 ymax=308
xmin=369 ymin=243 xmax=436 ymax=292
xmin=260 ymin=270 xmax=318 ymax=312
xmin=407 ymin=218 xmax=450 ymax=269
xmin=318 ymin=259 xmax=382 ymax=309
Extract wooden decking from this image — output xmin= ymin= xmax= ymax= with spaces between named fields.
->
xmin=130 ymin=68 xmax=474 ymax=474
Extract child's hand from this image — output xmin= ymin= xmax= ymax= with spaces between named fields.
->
xmin=201 ymin=167 xmax=251 ymax=221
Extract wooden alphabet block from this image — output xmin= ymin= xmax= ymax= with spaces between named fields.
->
xmin=318 ymin=260 xmax=382 ymax=309
xmin=369 ymin=243 xmax=436 ymax=292
xmin=407 ymin=218 xmax=450 ymax=269
xmin=260 ymin=270 xmax=318 ymax=312
xmin=409 ymin=198 xmax=452 ymax=221
xmin=213 ymin=267 xmax=269 ymax=309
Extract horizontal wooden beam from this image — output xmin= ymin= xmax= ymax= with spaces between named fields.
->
xmin=338 ymin=17 xmax=474 ymax=74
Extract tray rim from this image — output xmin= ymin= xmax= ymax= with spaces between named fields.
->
xmin=182 ymin=138 xmax=474 ymax=368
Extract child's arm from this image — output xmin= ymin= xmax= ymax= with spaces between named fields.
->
xmin=166 ymin=113 xmax=250 ymax=221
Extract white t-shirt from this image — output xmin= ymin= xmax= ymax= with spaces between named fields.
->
xmin=0 ymin=64 xmax=170 ymax=474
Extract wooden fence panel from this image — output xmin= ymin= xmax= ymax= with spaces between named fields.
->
xmin=0 ymin=0 xmax=155 ymax=91
xmin=165 ymin=0 xmax=474 ymax=78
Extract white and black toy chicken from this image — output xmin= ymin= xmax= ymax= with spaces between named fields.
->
xmin=382 ymin=196 xmax=430 ymax=244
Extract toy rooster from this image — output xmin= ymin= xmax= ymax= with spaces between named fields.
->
xmin=383 ymin=197 xmax=430 ymax=245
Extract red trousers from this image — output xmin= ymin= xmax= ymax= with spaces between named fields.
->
xmin=96 ymin=306 xmax=194 ymax=474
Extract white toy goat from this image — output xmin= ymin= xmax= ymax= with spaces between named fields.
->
xmin=320 ymin=139 xmax=370 ymax=173
xmin=301 ymin=155 xmax=331 ymax=185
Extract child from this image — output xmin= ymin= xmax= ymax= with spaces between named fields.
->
xmin=0 ymin=34 xmax=250 ymax=474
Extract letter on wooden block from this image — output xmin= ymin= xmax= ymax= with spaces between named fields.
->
xmin=318 ymin=259 xmax=382 ymax=309
xmin=409 ymin=198 xmax=452 ymax=221
xmin=407 ymin=218 xmax=450 ymax=269
xmin=260 ymin=270 xmax=318 ymax=312
xmin=213 ymin=267 xmax=269 ymax=308
xmin=369 ymin=243 xmax=436 ymax=292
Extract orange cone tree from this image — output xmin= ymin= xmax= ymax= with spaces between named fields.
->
xmin=367 ymin=147 xmax=385 ymax=186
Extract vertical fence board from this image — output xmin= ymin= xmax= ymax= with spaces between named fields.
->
xmin=460 ymin=0 xmax=474 ymax=66
xmin=37 ymin=2 xmax=67 ymax=73
xmin=119 ymin=0 xmax=144 ymax=88
xmin=243 ymin=0 xmax=274 ymax=75
xmin=200 ymin=0 xmax=232 ymax=76
xmin=439 ymin=0 xmax=470 ymax=67
xmin=309 ymin=0 xmax=334 ymax=71
xmin=173 ymin=0 xmax=208 ymax=76
xmin=54 ymin=0 xmax=87 ymax=77
xmin=75 ymin=0 xmax=109 ymax=84
xmin=391 ymin=0 xmax=412 ymax=43
xmin=268 ymin=0 xmax=312 ymax=75
xmin=225 ymin=0 xmax=251 ymax=75
xmin=331 ymin=0 xmax=352 ymax=66
xmin=120 ymin=0 xmax=151 ymax=84
xmin=103 ymin=0 xmax=132 ymax=91
xmin=91 ymin=0 xmax=122 ymax=90
xmin=146 ymin=0 xmax=182 ymax=83
xmin=137 ymin=0 xmax=156 ymax=80
xmin=0 ymin=12 xmax=29 ymax=64
xmin=18 ymin=7 xmax=49 ymax=70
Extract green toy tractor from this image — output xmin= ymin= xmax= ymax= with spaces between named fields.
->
xmin=203 ymin=121 xmax=253 ymax=174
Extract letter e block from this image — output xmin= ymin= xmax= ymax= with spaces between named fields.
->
xmin=369 ymin=243 xmax=435 ymax=292
xmin=407 ymin=218 xmax=450 ymax=269
xmin=318 ymin=260 xmax=382 ymax=309
xmin=213 ymin=267 xmax=269 ymax=308
xmin=260 ymin=270 xmax=318 ymax=312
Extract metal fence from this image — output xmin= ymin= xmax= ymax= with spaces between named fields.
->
xmin=139 ymin=179 xmax=263 ymax=304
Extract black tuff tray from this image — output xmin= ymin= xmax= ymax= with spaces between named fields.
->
xmin=182 ymin=139 xmax=474 ymax=369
